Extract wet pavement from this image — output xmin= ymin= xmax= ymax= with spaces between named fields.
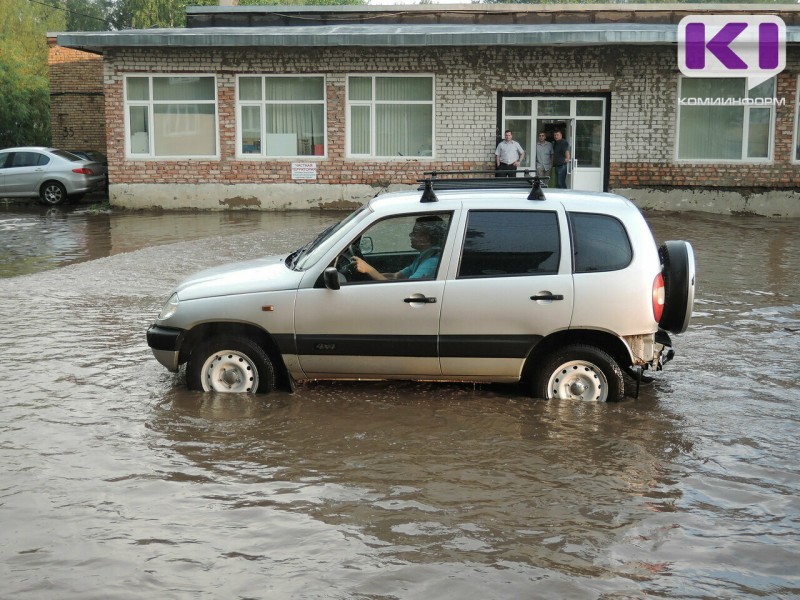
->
xmin=1 ymin=203 xmax=799 ymax=598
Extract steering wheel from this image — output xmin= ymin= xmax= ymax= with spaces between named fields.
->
xmin=336 ymin=243 xmax=366 ymax=280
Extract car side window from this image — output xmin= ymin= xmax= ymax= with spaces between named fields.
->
xmin=10 ymin=152 xmax=45 ymax=168
xmin=338 ymin=212 xmax=451 ymax=284
xmin=569 ymin=212 xmax=632 ymax=273
xmin=458 ymin=210 xmax=560 ymax=278
xmin=0 ymin=152 xmax=8 ymax=168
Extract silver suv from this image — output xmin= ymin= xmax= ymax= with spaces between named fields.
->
xmin=147 ymin=175 xmax=695 ymax=402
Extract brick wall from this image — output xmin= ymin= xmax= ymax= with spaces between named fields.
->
xmin=100 ymin=44 xmax=799 ymax=193
xmin=48 ymin=38 xmax=106 ymax=153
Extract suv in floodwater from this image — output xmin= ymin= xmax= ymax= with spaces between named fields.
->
xmin=147 ymin=174 xmax=695 ymax=402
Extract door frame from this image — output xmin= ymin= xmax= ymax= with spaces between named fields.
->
xmin=497 ymin=92 xmax=611 ymax=192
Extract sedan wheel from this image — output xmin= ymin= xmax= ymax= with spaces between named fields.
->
xmin=40 ymin=182 xmax=67 ymax=205
xmin=533 ymin=344 xmax=624 ymax=402
xmin=187 ymin=336 xmax=275 ymax=394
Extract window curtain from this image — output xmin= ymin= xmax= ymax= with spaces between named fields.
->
xmin=266 ymin=105 xmax=324 ymax=155
xmin=376 ymin=104 xmax=432 ymax=157
xmin=678 ymin=78 xmax=745 ymax=160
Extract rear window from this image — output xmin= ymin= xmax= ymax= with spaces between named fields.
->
xmin=569 ymin=212 xmax=632 ymax=273
xmin=458 ymin=210 xmax=560 ymax=278
xmin=53 ymin=150 xmax=82 ymax=162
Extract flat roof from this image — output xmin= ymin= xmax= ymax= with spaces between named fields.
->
xmin=56 ymin=22 xmax=800 ymax=54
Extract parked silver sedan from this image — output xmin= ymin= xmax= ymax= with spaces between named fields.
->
xmin=0 ymin=147 xmax=105 ymax=205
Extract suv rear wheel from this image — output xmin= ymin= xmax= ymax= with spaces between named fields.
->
xmin=533 ymin=344 xmax=625 ymax=402
xmin=186 ymin=335 xmax=275 ymax=394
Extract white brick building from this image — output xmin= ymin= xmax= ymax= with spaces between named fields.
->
xmin=54 ymin=4 xmax=800 ymax=215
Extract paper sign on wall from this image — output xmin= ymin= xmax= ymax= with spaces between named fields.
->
xmin=292 ymin=163 xmax=317 ymax=180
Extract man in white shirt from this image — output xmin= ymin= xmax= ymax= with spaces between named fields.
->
xmin=495 ymin=130 xmax=525 ymax=178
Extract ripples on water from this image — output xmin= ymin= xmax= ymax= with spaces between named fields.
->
xmin=0 ymin=207 xmax=798 ymax=598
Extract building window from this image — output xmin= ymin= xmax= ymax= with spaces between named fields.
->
xmin=124 ymin=75 xmax=218 ymax=158
xmin=794 ymin=77 xmax=800 ymax=163
xmin=347 ymin=75 xmax=434 ymax=158
xmin=237 ymin=76 xmax=326 ymax=158
xmin=677 ymin=76 xmax=775 ymax=161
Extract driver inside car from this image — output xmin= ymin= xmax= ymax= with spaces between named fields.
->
xmin=352 ymin=216 xmax=445 ymax=281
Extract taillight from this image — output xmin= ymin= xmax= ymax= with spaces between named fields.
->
xmin=652 ymin=272 xmax=665 ymax=322
xmin=72 ymin=167 xmax=94 ymax=175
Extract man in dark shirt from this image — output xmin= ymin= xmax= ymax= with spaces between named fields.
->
xmin=552 ymin=130 xmax=571 ymax=189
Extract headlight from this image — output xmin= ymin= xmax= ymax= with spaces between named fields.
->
xmin=158 ymin=293 xmax=179 ymax=321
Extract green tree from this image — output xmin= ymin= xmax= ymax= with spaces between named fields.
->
xmin=0 ymin=0 xmax=65 ymax=147
xmin=124 ymin=0 xmax=365 ymax=29
xmin=64 ymin=0 xmax=108 ymax=31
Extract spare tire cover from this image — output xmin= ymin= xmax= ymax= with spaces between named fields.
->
xmin=658 ymin=240 xmax=696 ymax=334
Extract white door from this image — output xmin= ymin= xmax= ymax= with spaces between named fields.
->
xmin=294 ymin=211 xmax=452 ymax=377
xmin=507 ymin=97 xmax=606 ymax=192
xmin=295 ymin=280 xmax=444 ymax=377
xmin=439 ymin=209 xmax=574 ymax=379
xmin=571 ymin=118 xmax=605 ymax=192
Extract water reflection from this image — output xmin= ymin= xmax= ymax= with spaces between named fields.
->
xmin=147 ymin=379 xmax=692 ymax=587
xmin=0 ymin=204 xmax=348 ymax=278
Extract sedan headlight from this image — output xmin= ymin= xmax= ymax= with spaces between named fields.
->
xmin=158 ymin=293 xmax=179 ymax=321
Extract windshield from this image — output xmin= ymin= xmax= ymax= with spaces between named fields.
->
xmin=287 ymin=207 xmax=369 ymax=271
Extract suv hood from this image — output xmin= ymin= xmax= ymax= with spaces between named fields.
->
xmin=176 ymin=255 xmax=303 ymax=300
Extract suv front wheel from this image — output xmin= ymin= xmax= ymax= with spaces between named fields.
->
xmin=186 ymin=335 xmax=275 ymax=394
xmin=533 ymin=344 xmax=625 ymax=402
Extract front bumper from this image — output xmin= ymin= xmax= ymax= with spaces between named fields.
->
xmin=146 ymin=325 xmax=186 ymax=372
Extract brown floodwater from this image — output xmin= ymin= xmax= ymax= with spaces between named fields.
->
xmin=1 ymin=204 xmax=798 ymax=598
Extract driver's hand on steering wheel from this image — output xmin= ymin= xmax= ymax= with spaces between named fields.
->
xmin=353 ymin=257 xmax=384 ymax=280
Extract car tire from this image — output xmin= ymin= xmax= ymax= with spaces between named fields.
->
xmin=186 ymin=336 xmax=275 ymax=394
xmin=658 ymin=240 xmax=696 ymax=334
xmin=533 ymin=344 xmax=625 ymax=402
xmin=40 ymin=181 xmax=67 ymax=205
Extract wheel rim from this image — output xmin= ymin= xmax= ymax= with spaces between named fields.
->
xmin=547 ymin=360 xmax=609 ymax=402
xmin=200 ymin=350 xmax=259 ymax=393
xmin=43 ymin=185 xmax=63 ymax=204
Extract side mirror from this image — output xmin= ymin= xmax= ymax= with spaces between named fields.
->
xmin=323 ymin=267 xmax=341 ymax=290
xmin=360 ymin=236 xmax=374 ymax=254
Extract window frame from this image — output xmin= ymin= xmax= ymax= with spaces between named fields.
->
xmin=567 ymin=212 xmax=632 ymax=274
xmin=123 ymin=74 xmax=219 ymax=160
xmin=339 ymin=210 xmax=453 ymax=285
xmin=675 ymin=75 xmax=776 ymax=163
xmin=456 ymin=209 xmax=562 ymax=280
xmin=793 ymin=76 xmax=800 ymax=164
xmin=346 ymin=74 xmax=436 ymax=160
xmin=235 ymin=74 xmax=328 ymax=160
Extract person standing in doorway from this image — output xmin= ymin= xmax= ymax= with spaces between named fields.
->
xmin=552 ymin=130 xmax=571 ymax=189
xmin=535 ymin=132 xmax=553 ymax=181
xmin=495 ymin=130 xmax=525 ymax=178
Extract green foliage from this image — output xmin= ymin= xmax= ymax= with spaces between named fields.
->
xmin=64 ymin=0 xmax=108 ymax=31
xmin=125 ymin=0 xmax=365 ymax=29
xmin=0 ymin=0 xmax=65 ymax=147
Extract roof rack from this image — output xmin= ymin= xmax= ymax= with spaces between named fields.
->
xmin=417 ymin=170 xmax=548 ymax=203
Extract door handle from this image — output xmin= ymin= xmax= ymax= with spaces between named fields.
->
xmin=404 ymin=296 xmax=437 ymax=304
xmin=530 ymin=293 xmax=564 ymax=301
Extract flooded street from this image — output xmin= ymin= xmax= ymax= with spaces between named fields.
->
xmin=1 ymin=204 xmax=799 ymax=598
